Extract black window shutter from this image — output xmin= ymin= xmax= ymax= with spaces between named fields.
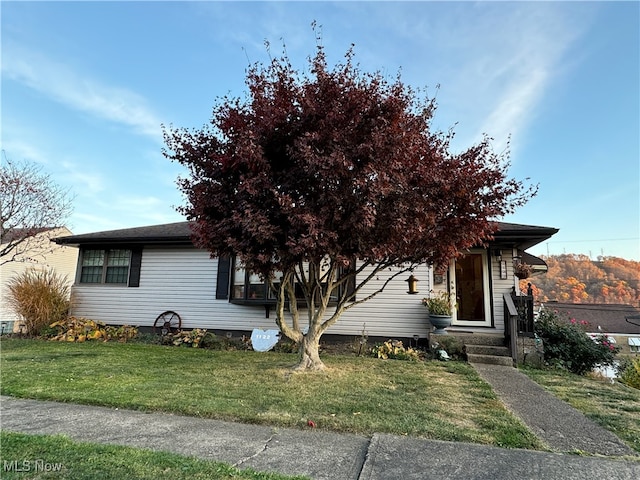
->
xmin=216 ymin=255 xmax=232 ymax=299
xmin=128 ymin=248 xmax=143 ymax=287
xmin=345 ymin=259 xmax=357 ymax=302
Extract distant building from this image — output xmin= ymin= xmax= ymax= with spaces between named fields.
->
xmin=543 ymin=301 xmax=640 ymax=355
xmin=0 ymin=227 xmax=78 ymax=332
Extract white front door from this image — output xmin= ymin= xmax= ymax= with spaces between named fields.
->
xmin=449 ymin=250 xmax=492 ymax=327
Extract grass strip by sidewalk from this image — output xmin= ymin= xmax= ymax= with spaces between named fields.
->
xmin=0 ymin=431 xmax=308 ymax=480
xmin=0 ymin=339 xmax=542 ymax=450
xmin=521 ymin=367 xmax=640 ymax=454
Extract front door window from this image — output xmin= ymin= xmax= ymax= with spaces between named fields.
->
xmin=450 ymin=251 xmax=491 ymax=327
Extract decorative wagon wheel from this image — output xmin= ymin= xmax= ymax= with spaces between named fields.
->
xmin=153 ymin=311 xmax=182 ymax=335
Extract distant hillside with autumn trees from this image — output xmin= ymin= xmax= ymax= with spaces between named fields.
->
xmin=524 ymin=255 xmax=640 ymax=307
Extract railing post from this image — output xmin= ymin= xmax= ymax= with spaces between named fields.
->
xmin=503 ymin=293 xmax=519 ymax=365
xmin=511 ymin=286 xmax=535 ymax=338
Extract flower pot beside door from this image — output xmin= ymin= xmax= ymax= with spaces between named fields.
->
xmin=427 ymin=314 xmax=452 ymax=334
xmin=422 ymin=291 xmax=453 ymax=335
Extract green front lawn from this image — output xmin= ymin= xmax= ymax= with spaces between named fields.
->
xmin=0 ymin=431 xmax=307 ymax=480
xmin=522 ymin=367 xmax=640 ymax=453
xmin=0 ymin=338 xmax=541 ymax=449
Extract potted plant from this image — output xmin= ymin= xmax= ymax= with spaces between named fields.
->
xmin=422 ymin=291 xmax=453 ymax=334
xmin=514 ymin=262 xmax=532 ymax=280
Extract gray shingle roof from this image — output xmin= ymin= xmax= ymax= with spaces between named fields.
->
xmin=544 ymin=302 xmax=640 ymax=335
xmin=492 ymin=222 xmax=559 ymax=250
xmin=2 ymin=227 xmax=57 ymax=245
xmin=53 ymin=222 xmax=193 ymax=245
xmin=53 ymin=220 xmax=558 ymax=249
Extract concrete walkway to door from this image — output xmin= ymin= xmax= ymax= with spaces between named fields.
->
xmin=471 ymin=362 xmax=637 ymax=457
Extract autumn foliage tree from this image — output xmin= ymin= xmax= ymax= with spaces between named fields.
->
xmin=528 ymin=254 xmax=639 ymax=306
xmin=163 ymin=44 xmax=534 ymax=370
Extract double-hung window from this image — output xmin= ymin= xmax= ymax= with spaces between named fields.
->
xmin=80 ymin=249 xmax=131 ymax=284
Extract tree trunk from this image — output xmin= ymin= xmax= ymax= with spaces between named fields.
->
xmin=294 ymin=334 xmax=326 ymax=371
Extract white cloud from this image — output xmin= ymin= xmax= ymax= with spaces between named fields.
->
xmin=2 ymin=43 xmax=164 ymax=142
xmin=361 ymin=3 xmax=591 ymax=156
xmin=216 ymin=2 xmax=591 ymax=159
xmin=103 ymin=194 xmax=182 ymax=224
xmin=1 ymin=139 xmax=51 ymax=166
xmin=69 ymin=213 xmax=123 ymax=234
xmin=447 ymin=5 xmax=589 ymax=154
xmin=60 ymin=162 xmax=105 ymax=193
xmin=71 ymin=194 xmax=183 ymax=235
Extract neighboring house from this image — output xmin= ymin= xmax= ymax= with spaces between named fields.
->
xmin=543 ymin=302 xmax=640 ymax=356
xmin=53 ymin=221 xmax=557 ymax=342
xmin=0 ymin=227 xmax=79 ymax=331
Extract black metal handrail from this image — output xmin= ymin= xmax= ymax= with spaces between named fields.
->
xmin=504 ymin=285 xmax=537 ymax=365
xmin=509 ymin=283 xmax=535 ymax=337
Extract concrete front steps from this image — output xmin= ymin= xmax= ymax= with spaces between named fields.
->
xmin=430 ymin=331 xmax=514 ymax=366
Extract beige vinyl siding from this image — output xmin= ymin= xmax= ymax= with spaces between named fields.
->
xmin=324 ymin=264 xmax=432 ymax=338
xmin=70 ymin=245 xmax=512 ymax=336
xmin=70 ymin=247 xmax=436 ymax=337
xmin=1 ymin=228 xmax=78 ymax=325
xmin=70 ymin=246 xmax=269 ymax=330
xmin=489 ymin=249 xmax=517 ymax=332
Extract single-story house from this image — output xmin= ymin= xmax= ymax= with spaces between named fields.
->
xmin=542 ymin=302 xmax=640 ymax=356
xmin=53 ymin=221 xmax=558 ymax=341
xmin=1 ymin=227 xmax=79 ymax=332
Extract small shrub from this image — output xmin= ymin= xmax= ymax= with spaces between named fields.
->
xmin=166 ymin=329 xmax=211 ymax=348
xmin=272 ymin=339 xmax=298 ymax=353
xmin=618 ymin=357 xmax=640 ymax=390
xmin=371 ymin=339 xmax=421 ymax=361
xmin=534 ymin=308 xmax=620 ymax=375
xmin=49 ymin=317 xmax=138 ymax=343
xmin=355 ymin=323 xmax=368 ymax=356
xmin=133 ymin=332 xmax=162 ymax=344
xmin=160 ymin=331 xmax=248 ymax=350
xmin=6 ymin=268 xmax=71 ymax=336
xmin=204 ymin=334 xmax=252 ymax=351
xmin=104 ymin=324 xmax=139 ymax=342
xmin=435 ymin=336 xmax=465 ymax=360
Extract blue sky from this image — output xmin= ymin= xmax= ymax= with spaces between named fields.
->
xmin=2 ymin=1 xmax=639 ymax=260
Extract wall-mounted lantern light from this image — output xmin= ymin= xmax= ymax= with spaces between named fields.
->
xmin=405 ymin=274 xmax=419 ymax=294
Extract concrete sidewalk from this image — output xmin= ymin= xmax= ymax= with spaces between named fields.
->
xmin=1 ymin=395 xmax=639 ymax=480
